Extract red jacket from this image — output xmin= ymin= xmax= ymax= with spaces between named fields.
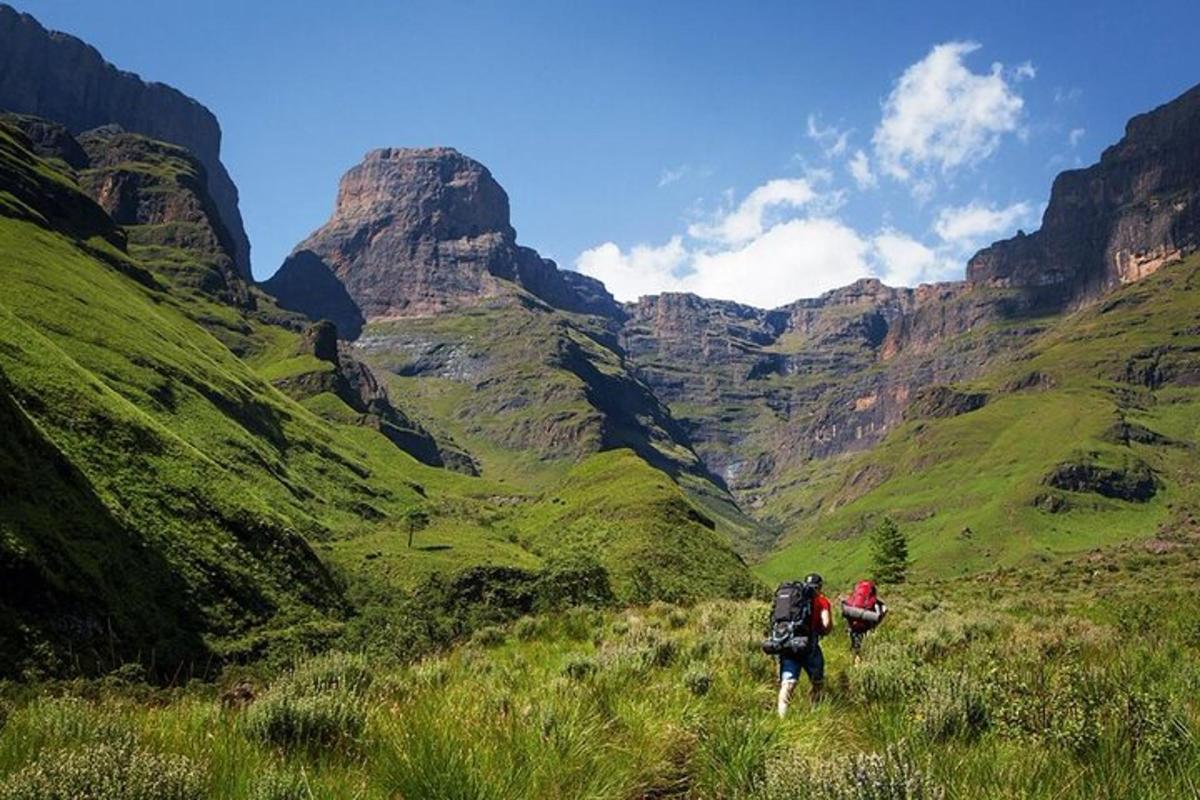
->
xmin=810 ymin=593 xmax=833 ymax=636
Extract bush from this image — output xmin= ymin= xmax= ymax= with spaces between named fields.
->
xmin=243 ymin=653 xmax=373 ymax=751
xmin=562 ymin=656 xmax=598 ymax=681
xmin=918 ymin=673 xmax=989 ymax=741
xmin=244 ymin=689 xmax=367 ymax=751
xmin=0 ymin=740 xmax=205 ymax=800
xmin=766 ymin=745 xmax=944 ymax=800
xmin=1119 ymin=687 xmax=1192 ymax=772
xmin=684 ymin=668 xmax=712 ymax=697
xmin=512 ymin=616 xmax=542 ymax=641
xmin=248 ymin=768 xmax=309 ymax=800
xmin=471 ymin=626 xmax=506 ymax=648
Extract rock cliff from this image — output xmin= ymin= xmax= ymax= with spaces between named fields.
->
xmin=0 ymin=3 xmax=252 ymax=279
xmin=264 ymin=147 xmax=621 ymax=327
xmin=967 ymin=83 xmax=1200 ymax=304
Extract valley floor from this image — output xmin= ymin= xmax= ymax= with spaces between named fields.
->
xmin=1 ymin=528 xmax=1198 ymax=799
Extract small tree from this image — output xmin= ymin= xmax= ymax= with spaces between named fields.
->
xmin=404 ymin=507 xmax=430 ymax=549
xmin=870 ymin=516 xmax=909 ymax=584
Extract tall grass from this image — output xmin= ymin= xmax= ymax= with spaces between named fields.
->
xmin=1 ymin=545 xmax=1198 ymax=798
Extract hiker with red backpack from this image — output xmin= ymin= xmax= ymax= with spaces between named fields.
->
xmin=761 ymin=573 xmax=832 ymax=717
xmin=841 ymin=579 xmax=888 ymax=661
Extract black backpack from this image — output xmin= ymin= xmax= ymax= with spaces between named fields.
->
xmin=761 ymin=581 xmax=814 ymax=655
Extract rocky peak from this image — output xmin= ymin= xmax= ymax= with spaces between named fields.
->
xmin=265 ymin=147 xmax=621 ymax=333
xmin=0 ymin=4 xmax=252 ymax=279
xmin=967 ymin=81 xmax=1200 ymax=304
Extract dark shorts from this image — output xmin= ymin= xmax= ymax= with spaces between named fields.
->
xmin=780 ymin=643 xmax=824 ymax=683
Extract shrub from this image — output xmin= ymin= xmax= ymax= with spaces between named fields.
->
xmin=285 ymin=652 xmax=374 ymax=696
xmin=248 ymin=768 xmax=309 ymax=800
xmin=1119 ymin=687 xmax=1192 ymax=772
xmin=666 ymin=608 xmax=689 ymax=629
xmin=562 ymin=656 xmax=598 ymax=680
xmin=244 ymin=689 xmax=367 ymax=751
xmin=766 ymin=745 xmax=944 ymax=800
xmin=471 ymin=626 xmax=506 ymax=648
xmin=0 ymin=740 xmax=205 ymax=800
xmin=918 ymin=673 xmax=989 ymax=741
xmin=684 ymin=668 xmax=712 ymax=697
xmin=512 ymin=616 xmax=542 ymax=641
xmin=243 ymin=654 xmax=373 ymax=751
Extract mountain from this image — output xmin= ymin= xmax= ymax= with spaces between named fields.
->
xmin=264 ymin=146 xmax=622 ymax=335
xmin=0 ymin=3 xmax=252 ymax=279
xmin=264 ymin=146 xmax=760 ymax=543
xmin=0 ymin=116 xmax=757 ymax=677
xmin=617 ymin=82 xmax=1200 ymax=545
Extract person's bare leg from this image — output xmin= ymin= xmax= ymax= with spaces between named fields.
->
xmin=777 ymin=678 xmax=797 ymax=717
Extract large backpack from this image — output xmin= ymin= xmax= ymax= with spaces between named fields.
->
xmin=761 ymin=581 xmax=814 ymax=655
xmin=842 ymin=580 xmax=882 ymax=633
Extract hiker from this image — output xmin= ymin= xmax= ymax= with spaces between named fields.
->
xmin=762 ymin=573 xmax=832 ymax=717
xmin=841 ymin=579 xmax=887 ymax=662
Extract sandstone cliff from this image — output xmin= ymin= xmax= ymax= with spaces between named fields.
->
xmin=0 ymin=3 xmax=252 ymax=279
xmin=967 ymin=83 xmax=1200 ymax=304
xmin=264 ymin=147 xmax=621 ymax=328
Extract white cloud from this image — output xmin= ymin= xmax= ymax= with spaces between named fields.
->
xmin=806 ymin=114 xmax=851 ymax=158
xmin=687 ymin=178 xmax=819 ymax=244
xmin=873 ymin=41 xmax=1028 ymax=187
xmin=872 ymin=230 xmax=940 ymax=286
xmin=1013 ymin=61 xmax=1037 ymax=81
xmin=687 ymin=218 xmax=871 ymax=306
xmin=933 ymin=200 xmax=1035 ymax=251
xmin=1068 ymin=127 xmax=1086 ymax=147
xmin=848 ymin=149 xmax=877 ymax=189
xmin=575 ymin=236 xmax=688 ymax=301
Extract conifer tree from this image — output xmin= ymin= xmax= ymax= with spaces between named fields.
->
xmin=870 ymin=516 xmax=909 ymax=584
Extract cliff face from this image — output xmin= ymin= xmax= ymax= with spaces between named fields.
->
xmin=264 ymin=147 xmax=621 ymax=328
xmin=0 ymin=3 xmax=252 ymax=279
xmin=967 ymin=83 xmax=1200 ymax=304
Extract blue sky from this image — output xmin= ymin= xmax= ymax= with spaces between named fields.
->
xmin=14 ymin=0 xmax=1200 ymax=306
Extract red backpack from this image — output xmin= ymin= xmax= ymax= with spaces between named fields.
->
xmin=845 ymin=580 xmax=878 ymax=633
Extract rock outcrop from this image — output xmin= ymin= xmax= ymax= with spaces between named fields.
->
xmin=264 ymin=147 xmax=621 ymax=329
xmin=76 ymin=125 xmax=251 ymax=306
xmin=0 ymin=3 xmax=252 ymax=279
xmin=967 ymin=83 xmax=1200 ymax=304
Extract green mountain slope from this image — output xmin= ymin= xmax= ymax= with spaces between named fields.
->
xmin=759 ymin=255 xmax=1200 ymax=584
xmin=0 ymin=120 xmax=757 ymax=676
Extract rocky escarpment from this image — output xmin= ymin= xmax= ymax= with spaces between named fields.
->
xmin=76 ymin=125 xmax=251 ymax=306
xmin=264 ymin=147 xmax=622 ymax=330
xmin=967 ymin=83 xmax=1200 ymax=305
xmin=0 ymin=4 xmax=251 ymax=279
xmin=274 ymin=320 xmax=478 ymax=474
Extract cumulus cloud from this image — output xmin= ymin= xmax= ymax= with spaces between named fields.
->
xmin=687 ymin=178 xmax=819 ymax=244
xmin=871 ymin=229 xmax=943 ymax=286
xmin=1068 ymin=127 xmax=1086 ymax=147
xmin=848 ymin=149 xmax=877 ymax=189
xmin=873 ymin=41 xmax=1028 ymax=186
xmin=933 ymin=200 xmax=1036 ymax=252
xmin=575 ymin=236 xmax=687 ymax=301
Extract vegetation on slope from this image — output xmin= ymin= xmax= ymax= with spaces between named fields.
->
xmin=760 ymin=255 xmax=1200 ymax=585
xmin=1 ymin=532 xmax=1196 ymax=798
xmin=0 ymin=120 xmax=757 ymax=677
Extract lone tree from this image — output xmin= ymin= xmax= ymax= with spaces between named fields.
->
xmin=870 ymin=516 xmax=909 ymax=584
xmin=404 ymin=506 xmax=431 ymax=549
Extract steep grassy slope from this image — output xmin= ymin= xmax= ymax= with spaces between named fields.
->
xmin=0 ymin=121 xmax=757 ymax=675
xmin=759 ymin=255 xmax=1200 ymax=585
xmin=351 ymin=296 xmax=762 ymax=549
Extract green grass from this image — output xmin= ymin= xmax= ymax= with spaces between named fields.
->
xmin=759 ymin=256 xmax=1200 ymax=586
xmin=2 ymin=534 xmax=1197 ymax=799
xmin=0 ymin=120 xmax=757 ymax=677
